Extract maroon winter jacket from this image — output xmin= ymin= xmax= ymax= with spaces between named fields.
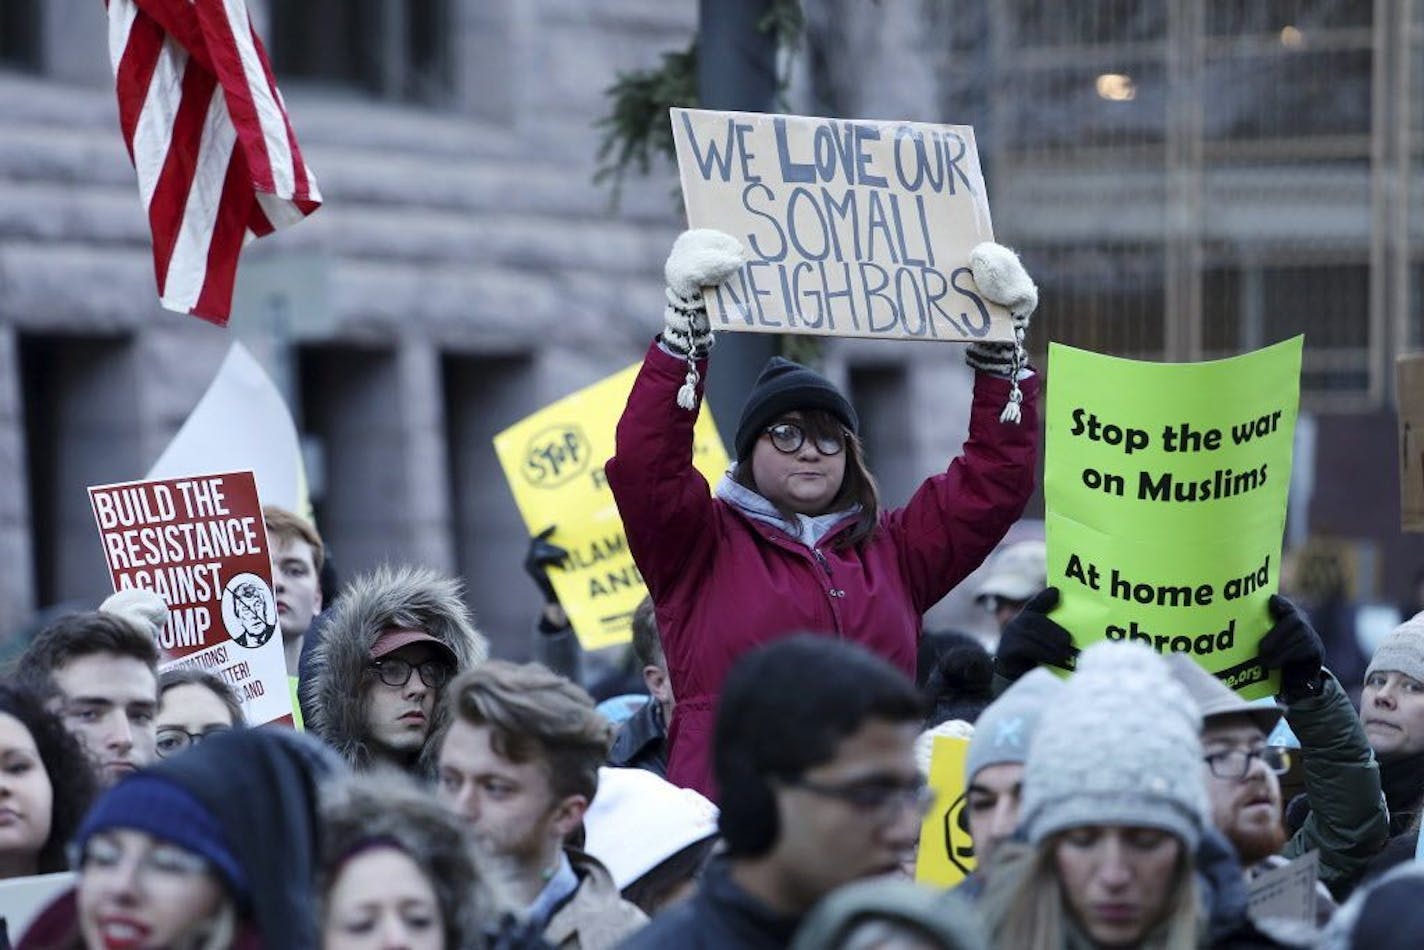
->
xmin=606 ymin=342 xmax=1039 ymax=798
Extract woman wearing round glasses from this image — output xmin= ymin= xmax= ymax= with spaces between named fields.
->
xmin=154 ymin=669 xmax=245 ymax=759
xmin=606 ymin=229 xmax=1041 ymax=797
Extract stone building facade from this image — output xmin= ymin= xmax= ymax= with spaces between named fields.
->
xmin=0 ymin=0 xmax=984 ymax=654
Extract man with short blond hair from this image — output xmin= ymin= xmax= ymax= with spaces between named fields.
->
xmin=437 ymin=660 xmax=646 ymax=949
xmin=263 ymin=505 xmax=324 ymax=676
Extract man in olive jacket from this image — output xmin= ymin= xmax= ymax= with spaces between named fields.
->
xmin=1169 ymin=596 xmax=1388 ymax=903
xmin=1001 ymin=593 xmax=1388 ymax=904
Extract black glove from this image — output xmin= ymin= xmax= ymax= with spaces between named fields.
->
xmin=994 ymin=587 xmax=1078 ymax=681
xmin=523 ymin=527 xmax=568 ymax=605
xmin=1258 ymin=593 xmax=1325 ymax=700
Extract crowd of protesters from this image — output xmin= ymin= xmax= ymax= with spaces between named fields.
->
xmin=0 ymin=230 xmax=1420 ymax=949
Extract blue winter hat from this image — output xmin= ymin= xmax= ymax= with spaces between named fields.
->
xmin=74 ymin=773 xmax=249 ymax=903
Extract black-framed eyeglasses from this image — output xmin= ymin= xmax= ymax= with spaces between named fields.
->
xmin=372 ymin=657 xmax=452 ymax=690
xmin=1203 ymin=746 xmax=1291 ymax=780
xmin=763 ymin=422 xmax=846 ymax=456
xmin=786 ymin=776 xmax=934 ymax=821
xmin=155 ymin=725 xmax=232 ymax=759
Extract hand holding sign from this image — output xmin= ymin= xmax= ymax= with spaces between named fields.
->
xmin=524 ymin=527 xmax=569 ymax=606
xmin=1258 ymin=594 xmax=1325 ymax=700
xmin=993 ymin=588 xmax=1078 ymax=681
xmin=662 ymin=229 xmax=747 ymax=409
xmin=966 ymin=241 xmax=1040 ymax=424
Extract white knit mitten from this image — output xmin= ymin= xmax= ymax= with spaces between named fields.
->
xmin=99 ymin=587 xmax=168 ymax=640
xmin=964 ymin=242 xmax=1039 ymax=423
xmin=662 ymin=229 xmax=745 ymax=409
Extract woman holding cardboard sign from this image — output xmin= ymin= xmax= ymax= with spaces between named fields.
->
xmin=606 ymin=229 xmax=1040 ymax=798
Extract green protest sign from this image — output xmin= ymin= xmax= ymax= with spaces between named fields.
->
xmin=1045 ymin=338 xmax=1303 ymax=699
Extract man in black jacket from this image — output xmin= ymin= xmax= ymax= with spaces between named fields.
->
xmin=607 ymin=598 xmax=672 ymax=777
xmin=624 ymin=635 xmax=926 ymax=950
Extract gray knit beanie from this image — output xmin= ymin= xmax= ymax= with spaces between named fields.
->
xmin=1365 ymin=612 xmax=1424 ymax=685
xmin=964 ymin=668 xmax=1064 ymax=784
xmin=1020 ymin=641 xmax=1207 ymax=850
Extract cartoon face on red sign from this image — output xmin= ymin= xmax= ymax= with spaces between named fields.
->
xmin=88 ymin=471 xmax=293 ymax=725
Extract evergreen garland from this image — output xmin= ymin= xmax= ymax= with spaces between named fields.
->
xmin=593 ymin=1 xmax=804 ymax=201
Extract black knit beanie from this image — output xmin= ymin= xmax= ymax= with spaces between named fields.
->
xmin=733 ymin=357 xmax=859 ymax=460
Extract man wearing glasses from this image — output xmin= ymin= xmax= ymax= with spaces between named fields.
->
xmin=999 ymin=591 xmax=1388 ymax=904
xmin=1166 ymin=611 xmax=1387 ymax=915
xmin=624 ymin=636 xmax=925 ymax=950
xmin=301 ymin=564 xmax=487 ymax=777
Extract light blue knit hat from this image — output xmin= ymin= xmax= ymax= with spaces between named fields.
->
xmin=964 ymin=667 xmax=1064 ymax=784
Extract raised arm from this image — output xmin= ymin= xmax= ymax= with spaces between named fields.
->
xmin=1263 ymin=596 xmax=1389 ymax=897
xmin=605 ymin=230 xmax=744 ymax=602
xmin=892 ymin=243 xmax=1042 ymax=610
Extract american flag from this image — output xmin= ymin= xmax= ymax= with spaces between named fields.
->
xmin=106 ymin=0 xmax=322 ymax=326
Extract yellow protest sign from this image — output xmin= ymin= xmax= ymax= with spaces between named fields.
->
xmin=670 ymin=108 xmax=1012 ymax=344
xmin=915 ymin=736 xmax=975 ymax=887
xmin=1045 ymin=339 xmax=1302 ymax=699
xmin=493 ymin=365 xmax=730 ymax=650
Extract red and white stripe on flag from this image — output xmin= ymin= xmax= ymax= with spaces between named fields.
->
xmin=106 ymin=0 xmax=321 ymax=326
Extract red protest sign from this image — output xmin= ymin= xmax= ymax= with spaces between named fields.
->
xmin=88 ymin=471 xmax=294 ymax=726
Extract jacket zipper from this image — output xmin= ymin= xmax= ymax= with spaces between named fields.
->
xmin=813 ymin=548 xmax=846 ymax=599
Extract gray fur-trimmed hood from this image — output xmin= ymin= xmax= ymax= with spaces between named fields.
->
xmin=301 ymin=565 xmax=487 ymax=772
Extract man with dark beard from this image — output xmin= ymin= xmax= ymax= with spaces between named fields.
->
xmin=1167 ymin=599 xmax=1388 ymax=915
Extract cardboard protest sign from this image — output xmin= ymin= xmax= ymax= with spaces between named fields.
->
xmin=1247 ymin=850 xmax=1319 ymax=926
xmin=1045 ymin=338 xmax=1302 ymax=699
xmin=1397 ymin=355 xmax=1424 ymax=532
xmin=671 ymin=108 xmax=1012 ymax=344
xmin=914 ymin=736 xmax=975 ymax=887
xmin=88 ymin=471 xmax=294 ymax=725
xmin=493 ymin=365 xmax=730 ymax=650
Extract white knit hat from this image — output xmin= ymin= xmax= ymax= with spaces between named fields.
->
xmin=581 ymin=767 xmax=719 ymax=889
xmin=99 ymin=588 xmax=168 ymax=640
xmin=1020 ymin=641 xmax=1208 ymax=849
xmin=916 ymin=718 xmax=975 ymax=777
xmin=1365 ymin=612 xmax=1424 ymax=685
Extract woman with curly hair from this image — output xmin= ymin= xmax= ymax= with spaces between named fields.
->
xmin=320 ymin=770 xmax=516 ymax=950
xmin=0 ymin=682 xmax=96 ymax=878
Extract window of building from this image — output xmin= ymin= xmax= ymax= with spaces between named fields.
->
xmin=441 ymin=352 xmax=536 ymax=660
xmin=0 ymin=0 xmax=40 ymax=72
xmin=847 ymin=365 xmax=918 ymax=508
xmin=19 ymin=335 xmax=141 ymax=608
xmin=1011 ymin=1 xmax=1166 ymax=47
xmin=270 ymin=0 xmax=451 ymax=104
